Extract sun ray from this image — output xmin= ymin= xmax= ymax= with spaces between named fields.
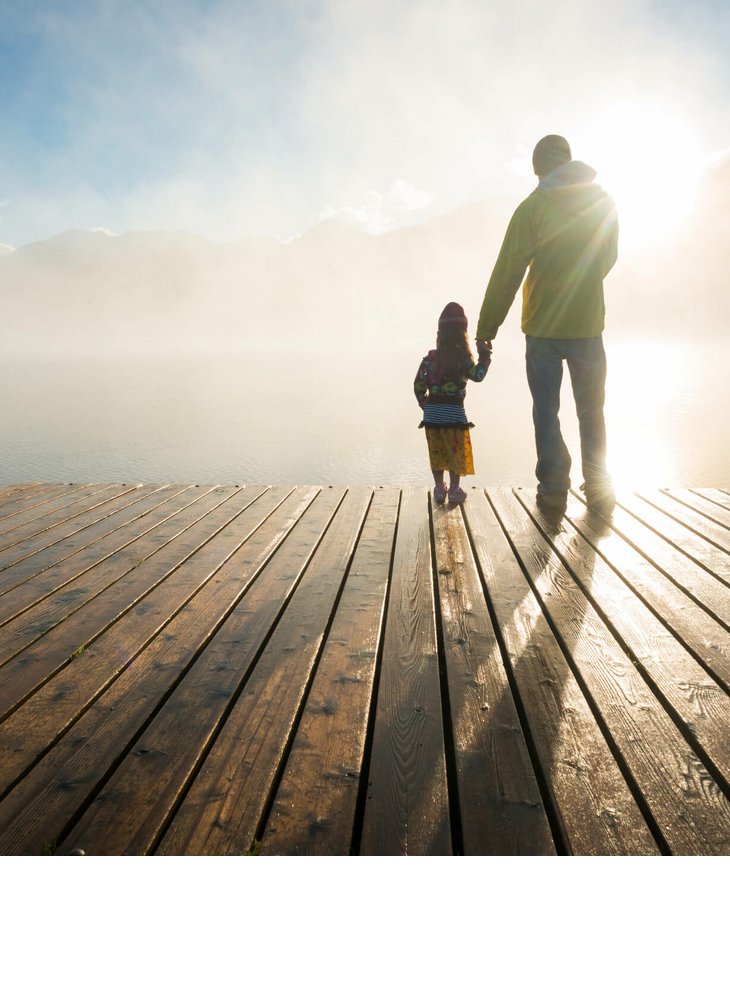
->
xmin=580 ymin=101 xmax=705 ymax=249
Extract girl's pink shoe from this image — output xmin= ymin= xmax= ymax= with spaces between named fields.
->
xmin=448 ymin=486 xmax=467 ymax=505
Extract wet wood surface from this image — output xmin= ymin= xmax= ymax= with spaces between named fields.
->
xmin=0 ymin=482 xmax=729 ymax=856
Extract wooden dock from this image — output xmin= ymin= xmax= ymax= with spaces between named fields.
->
xmin=0 ymin=481 xmax=729 ymax=855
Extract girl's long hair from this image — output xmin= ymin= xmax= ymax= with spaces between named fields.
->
xmin=436 ymin=302 xmax=473 ymax=376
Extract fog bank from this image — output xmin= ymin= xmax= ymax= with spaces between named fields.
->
xmin=2 ymin=160 xmax=728 ymax=359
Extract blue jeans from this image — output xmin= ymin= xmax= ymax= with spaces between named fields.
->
xmin=525 ymin=335 xmax=610 ymax=494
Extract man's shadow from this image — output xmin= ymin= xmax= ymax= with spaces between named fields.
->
xmin=456 ymin=488 xmax=656 ymax=854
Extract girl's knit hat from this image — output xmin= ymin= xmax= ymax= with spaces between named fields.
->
xmin=439 ymin=302 xmax=468 ymax=329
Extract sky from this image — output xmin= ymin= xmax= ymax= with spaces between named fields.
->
xmin=1 ymin=0 xmax=730 ymax=247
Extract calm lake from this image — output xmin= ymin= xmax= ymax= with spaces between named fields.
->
xmin=2 ymin=336 xmax=728 ymax=490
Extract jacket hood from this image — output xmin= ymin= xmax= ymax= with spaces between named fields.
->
xmin=536 ymin=160 xmax=612 ymax=215
xmin=538 ymin=160 xmax=597 ymax=188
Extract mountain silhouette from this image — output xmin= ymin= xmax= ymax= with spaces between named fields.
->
xmin=2 ymin=162 xmax=728 ymax=357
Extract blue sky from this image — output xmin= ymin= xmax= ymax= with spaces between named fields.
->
xmin=1 ymin=0 xmax=729 ymax=246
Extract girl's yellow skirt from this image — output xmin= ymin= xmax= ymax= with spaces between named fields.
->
xmin=425 ymin=427 xmax=475 ymax=476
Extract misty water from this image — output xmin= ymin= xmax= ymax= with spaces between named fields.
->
xmin=2 ymin=334 xmax=728 ymax=490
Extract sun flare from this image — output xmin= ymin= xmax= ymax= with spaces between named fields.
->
xmin=581 ymin=102 xmax=705 ymax=249
xmin=603 ymin=341 xmax=686 ymax=488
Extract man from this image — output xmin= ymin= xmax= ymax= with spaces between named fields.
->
xmin=477 ymin=134 xmax=618 ymax=513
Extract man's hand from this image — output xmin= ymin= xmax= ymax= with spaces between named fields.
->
xmin=476 ymin=339 xmax=493 ymax=360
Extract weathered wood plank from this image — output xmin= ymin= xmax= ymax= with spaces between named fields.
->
xmin=432 ymin=497 xmax=555 ymax=855
xmin=59 ymin=486 xmax=356 ymax=856
xmin=0 ymin=483 xmax=181 ymax=581
xmin=0 ymin=487 xmax=270 ymax=739
xmin=0 ymin=484 xmax=113 ymax=537
xmin=128 ymin=487 xmax=368 ymax=856
xmin=665 ymin=490 xmax=730 ymax=530
xmin=692 ymin=490 xmax=730 ymax=511
xmin=561 ymin=493 xmax=730 ymax=691
xmin=0 ymin=486 xmax=258 ymax=721
xmin=493 ymin=488 xmax=730 ymax=855
xmin=618 ymin=493 xmax=730 ymax=585
xmin=467 ymin=491 xmax=658 ymax=855
xmin=0 ymin=487 xmax=199 ymax=621
xmin=359 ymin=488 xmax=451 ymax=855
xmin=0 ymin=483 xmax=45 ymax=507
xmin=259 ymin=488 xmax=399 ymax=856
xmin=0 ymin=485 xmax=139 ymax=556
xmin=0 ymin=487 xmax=319 ymax=854
xmin=0 ymin=491 xmax=293 ymax=803
xmin=517 ymin=489 xmax=730 ymax=792
xmin=637 ymin=491 xmax=730 ymax=554
xmin=0 ymin=486 xmax=240 ymax=667
xmin=581 ymin=497 xmax=730 ymax=632
xmin=0 ymin=484 xmax=75 ymax=522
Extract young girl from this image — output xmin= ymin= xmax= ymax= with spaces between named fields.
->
xmin=414 ymin=302 xmax=491 ymax=504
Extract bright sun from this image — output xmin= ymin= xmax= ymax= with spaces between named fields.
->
xmin=581 ymin=101 xmax=705 ymax=249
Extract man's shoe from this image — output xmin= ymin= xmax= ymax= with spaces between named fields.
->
xmin=536 ymin=490 xmax=567 ymax=512
xmin=580 ymin=482 xmax=616 ymax=516
xmin=587 ymin=491 xmax=616 ymax=515
xmin=433 ymin=484 xmax=447 ymax=504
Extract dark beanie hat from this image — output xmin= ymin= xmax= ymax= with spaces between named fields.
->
xmin=439 ymin=301 xmax=468 ymax=329
xmin=532 ymin=135 xmax=572 ymax=177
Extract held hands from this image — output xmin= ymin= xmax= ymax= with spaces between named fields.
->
xmin=476 ymin=339 xmax=493 ymax=360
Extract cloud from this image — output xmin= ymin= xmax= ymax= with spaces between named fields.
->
xmin=318 ymin=191 xmax=395 ymax=234
xmin=390 ymin=179 xmax=431 ymax=212
xmin=316 ymin=179 xmax=432 ymax=234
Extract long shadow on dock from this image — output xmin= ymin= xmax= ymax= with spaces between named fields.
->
xmin=461 ymin=491 xmax=658 ymax=854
